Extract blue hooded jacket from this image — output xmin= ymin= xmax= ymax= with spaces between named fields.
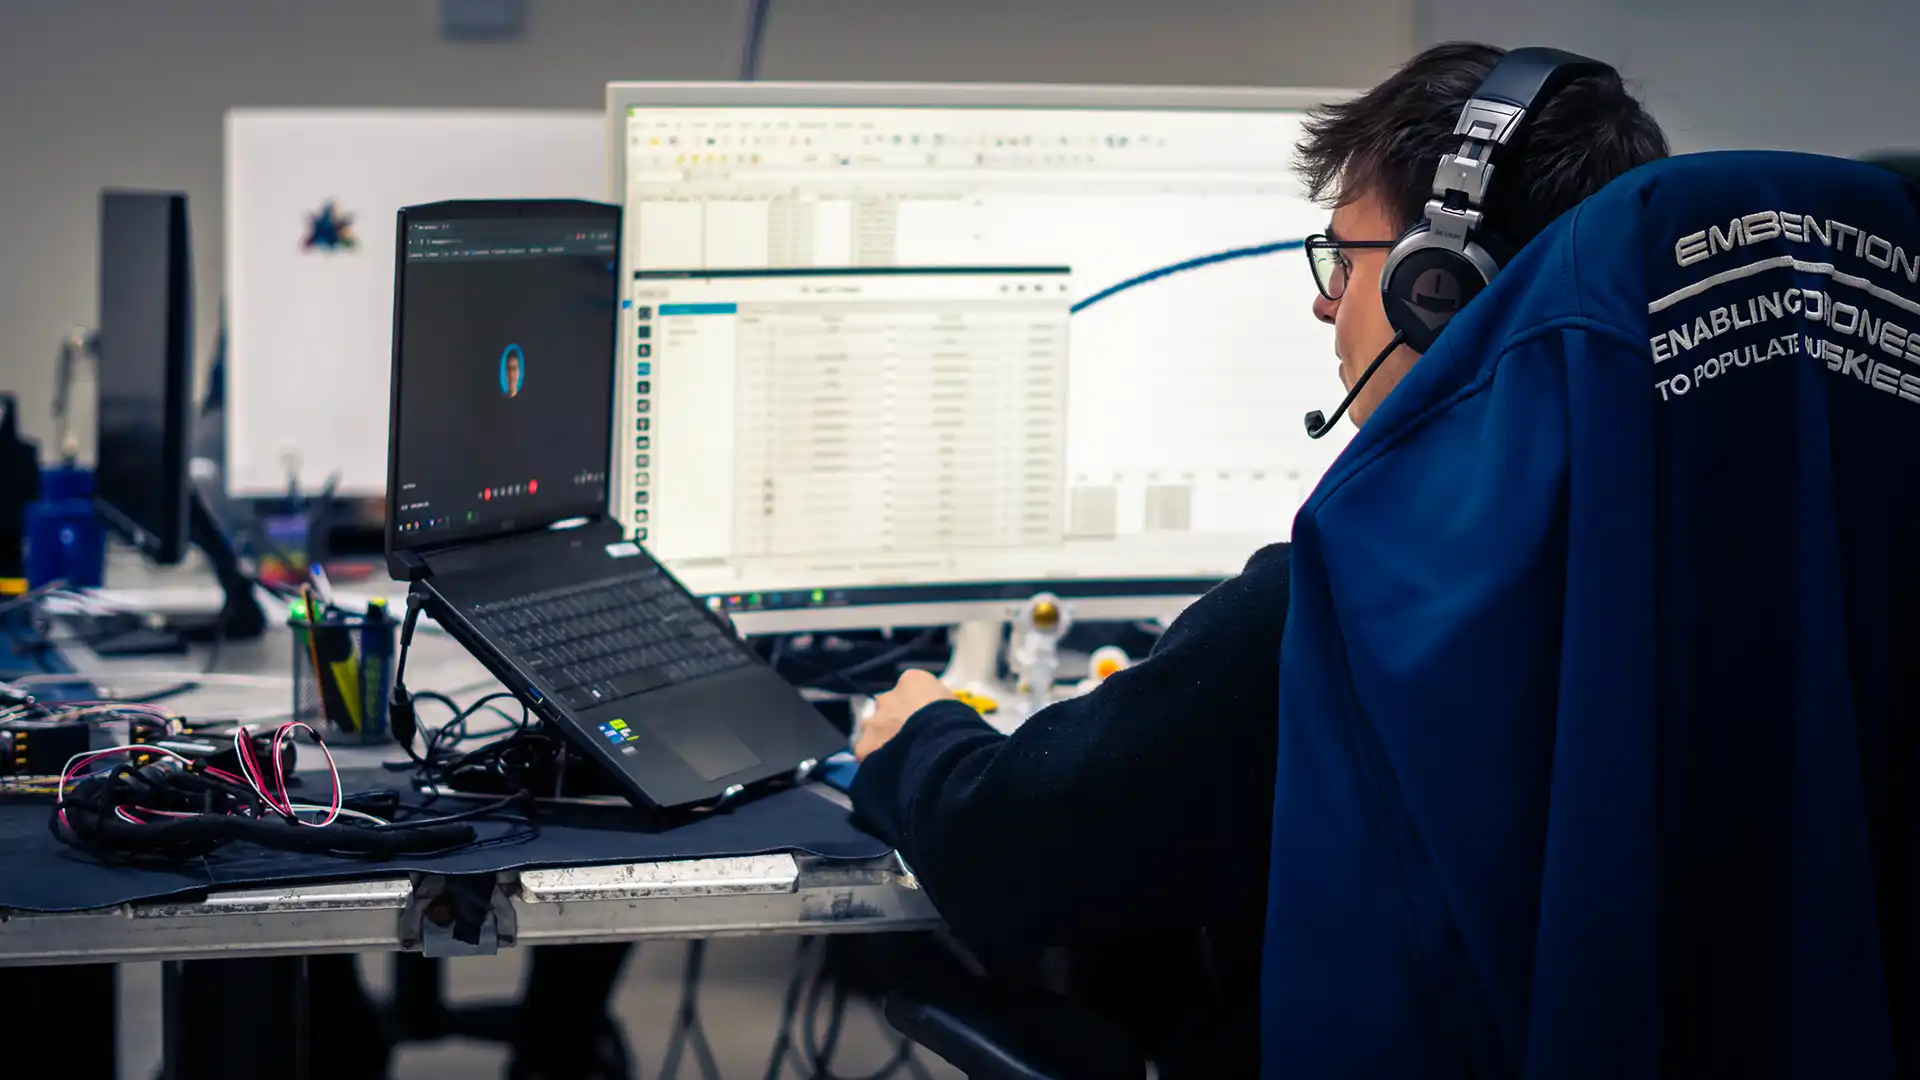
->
xmin=1267 ymin=151 xmax=1919 ymax=1079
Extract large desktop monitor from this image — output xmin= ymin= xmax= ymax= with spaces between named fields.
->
xmin=224 ymin=109 xmax=606 ymax=498
xmin=95 ymin=190 xmax=194 ymax=564
xmin=93 ymin=191 xmax=266 ymax=643
xmin=605 ymin=83 xmax=1350 ymax=632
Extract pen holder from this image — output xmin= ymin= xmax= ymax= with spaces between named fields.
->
xmin=289 ymin=607 xmax=398 ymax=745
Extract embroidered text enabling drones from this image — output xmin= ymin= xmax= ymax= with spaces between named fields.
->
xmin=1650 ymin=209 xmax=1920 ymax=408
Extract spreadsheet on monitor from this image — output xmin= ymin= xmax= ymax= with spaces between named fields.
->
xmin=610 ymin=93 xmax=1346 ymax=608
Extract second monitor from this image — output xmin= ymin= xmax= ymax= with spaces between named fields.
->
xmin=607 ymin=83 xmax=1346 ymax=628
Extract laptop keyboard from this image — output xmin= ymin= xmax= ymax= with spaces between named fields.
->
xmin=468 ymin=569 xmax=750 ymax=711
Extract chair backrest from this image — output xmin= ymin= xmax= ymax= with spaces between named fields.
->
xmin=1266 ymin=151 xmax=1919 ymax=1080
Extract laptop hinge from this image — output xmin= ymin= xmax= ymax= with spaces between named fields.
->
xmin=576 ymin=518 xmax=623 ymax=542
xmin=391 ymin=549 xmax=431 ymax=582
xmin=390 ymin=516 xmax=619 ymax=583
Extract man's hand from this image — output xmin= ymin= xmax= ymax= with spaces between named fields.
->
xmin=852 ymin=669 xmax=956 ymax=761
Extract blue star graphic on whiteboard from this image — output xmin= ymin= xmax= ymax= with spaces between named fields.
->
xmin=302 ymin=199 xmax=358 ymax=252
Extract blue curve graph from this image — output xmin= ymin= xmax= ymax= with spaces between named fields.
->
xmin=1070 ymin=239 xmax=1306 ymax=315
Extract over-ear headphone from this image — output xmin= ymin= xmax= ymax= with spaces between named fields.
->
xmin=1378 ymin=46 xmax=1612 ymax=353
xmin=1306 ymin=46 xmax=1612 ymax=438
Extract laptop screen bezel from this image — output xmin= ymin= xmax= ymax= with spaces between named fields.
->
xmin=385 ymin=198 xmax=621 ymax=575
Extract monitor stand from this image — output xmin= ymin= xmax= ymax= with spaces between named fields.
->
xmin=84 ymin=488 xmax=267 ymax=656
xmin=937 ymin=619 xmax=1040 ymax=733
xmin=938 ymin=620 xmax=1003 ymax=690
xmin=182 ymin=485 xmax=267 ymax=642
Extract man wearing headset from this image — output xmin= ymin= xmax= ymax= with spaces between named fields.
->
xmin=846 ymin=42 xmax=1669 ymax=1076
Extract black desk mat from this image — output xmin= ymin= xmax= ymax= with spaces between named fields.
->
xmin=0 ymin=768 xmax=890 ymax=913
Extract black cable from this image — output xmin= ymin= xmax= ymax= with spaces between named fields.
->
xmin=658 ymin=940 xmax=721 ymax=1080
xmin=51 ymin=760 xmax=480 ymax=863
xmin=419 ymin=691 xmax=527 ymax=751
xmin=380 ymin=790 xmax=530 ymax=830
xmin=802 ymin=963 xmax=849 ymax=1077
xmin=738 ymin=0 xmax=773 ymax=80
xmin=124 ymin=682 xmax=199 ymax=706
xmin=828 ymin=631 xmax=942 ymax=682
xmin=48 ymin=716 xmax=537 ymax=864
xmin=764 ymin=630 xmax=947 ymax=695
xmin=384 ymin=607 xmax=532 ymax=792
xmin=762 ymin=938 xmax=921 ymax=1080
xmin=389 ymin=590 xmax=428 ymax=764
xmin=763 ymin=938 xmax=817 ymax=1080
xmin=387 ymin=690 xmax=531 ymax=792
xmin=42 ymin=567 xmax=269 ymax=695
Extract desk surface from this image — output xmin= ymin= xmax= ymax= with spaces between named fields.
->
xmin=0 ymin=560 xmax=940 ymax=968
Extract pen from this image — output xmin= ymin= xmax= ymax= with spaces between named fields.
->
xmin=360 ymin=598 xmax=393 ymax=739
xmin=309 ymin=564 xmax=337 ymax=615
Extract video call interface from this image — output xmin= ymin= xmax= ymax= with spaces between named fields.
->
xmin=392 ymin=218 xmax=616 ymax=544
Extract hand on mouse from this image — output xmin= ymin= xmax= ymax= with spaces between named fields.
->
xmin=852 ymin=669 xmax=956 ymax=761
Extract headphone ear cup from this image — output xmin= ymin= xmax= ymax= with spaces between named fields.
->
xmin=1378 ymin=221 xmax=1428 ymax=332
xmin=1380 ymin=230 xmax=1495 ymax=354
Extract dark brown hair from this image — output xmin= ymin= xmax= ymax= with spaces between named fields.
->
xmin=1295 ymin=42 xmax=1670 ymax=248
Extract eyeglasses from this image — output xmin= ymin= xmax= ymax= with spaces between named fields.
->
xmin=1305 ymin=234 xmax=1398 ymax=301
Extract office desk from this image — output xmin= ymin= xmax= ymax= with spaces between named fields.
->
xmin=0 ymin=596 xmax=939 ymax=969
xmin=0 ymin=849 xmax=935 ymax=968
xmin=2 ymin=575 xmax=940 ymax=1079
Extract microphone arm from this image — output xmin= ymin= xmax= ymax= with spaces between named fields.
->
xmin=1304 ymin=330 xmax=1407 ymax=439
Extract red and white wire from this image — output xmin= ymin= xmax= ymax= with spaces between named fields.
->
xmin=56 ymin=744 xmax=192 ymax=831
xmin=272 ymin=722 xmax=341 ymax=827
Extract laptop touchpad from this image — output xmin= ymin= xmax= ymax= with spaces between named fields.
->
xmin=646 ymin=716 xmax=761 ymax=782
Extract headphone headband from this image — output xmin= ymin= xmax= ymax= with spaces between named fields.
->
xmin=1426 ymin=47 xmax=1613 ymax=248
xmin=1377 ymin=46 xmax=1614 ymax=355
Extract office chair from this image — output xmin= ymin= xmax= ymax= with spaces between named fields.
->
xmin=1266 ymin=149 xmax=1920 ymax=1076
xmin=875 ymin=926 xmax=1240 ymax=1079
xmin=884 ymin=979 xmax=1146 ymax=1080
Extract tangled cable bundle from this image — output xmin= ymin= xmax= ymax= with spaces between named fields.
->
xmin=50 ymin=722 xmax=496 ymax=863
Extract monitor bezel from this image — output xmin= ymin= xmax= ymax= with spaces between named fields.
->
xmin=603 ymin=81 xmax=1352 ymax=631
xmin=384 ymin=198 xmax=621 ymax=578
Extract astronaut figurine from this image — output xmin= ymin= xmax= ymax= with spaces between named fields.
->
xmin=1010 ymin=592 xmax=1072 ymax=712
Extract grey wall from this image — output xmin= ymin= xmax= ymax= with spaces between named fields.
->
xmin=0 ymin=0 xmax=1412 ymax=454
xmin=1419 ymin=0 xmax=1920 ymax=156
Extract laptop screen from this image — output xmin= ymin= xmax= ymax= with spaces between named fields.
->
xmin=388 ymin=202 xmax=619 ymax=553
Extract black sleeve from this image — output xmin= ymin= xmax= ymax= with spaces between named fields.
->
xmin=849 ymin=543 xmax=1291 ymax=946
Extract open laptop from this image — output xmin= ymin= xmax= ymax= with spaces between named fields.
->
xmin=384 ymin=199 xmax=845 ymax=809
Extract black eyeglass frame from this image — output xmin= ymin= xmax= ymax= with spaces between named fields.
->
xmin=1305 ymin=233 xmax=1399 ymax=301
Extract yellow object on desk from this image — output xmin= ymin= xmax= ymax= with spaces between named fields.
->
xmin=952 ymin=688 xmax=999 ymax=715
xmin=1089 ymin=645 xmax=1132 ymax=681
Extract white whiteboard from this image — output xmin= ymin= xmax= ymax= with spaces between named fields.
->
xmin=223 ymin=109 xmax=607 ymax=497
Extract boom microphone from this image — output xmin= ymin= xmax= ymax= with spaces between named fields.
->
xmin=1304 ymin=331 xmax=1407 ymax=439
